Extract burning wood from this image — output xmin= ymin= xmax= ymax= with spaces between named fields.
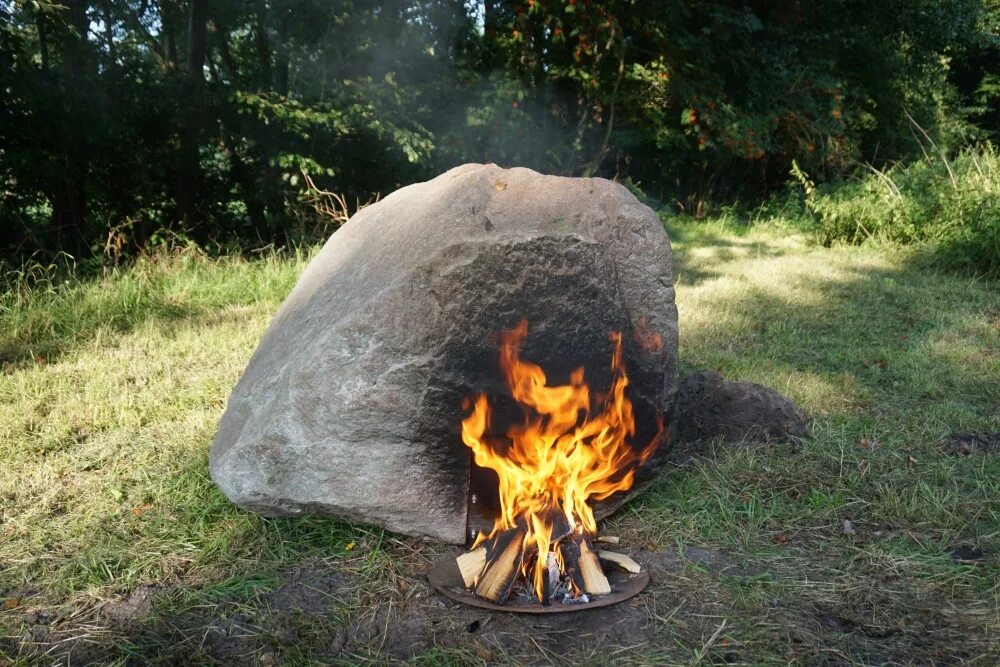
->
xmin=542 ymin=552 xmax=560 ymax=604
xmin=474 ymin=525 xmax=526 ymax=604
xmin=577 ymin=534 xmax=612 ymax=595
xmin=557 ymin=532 xmax=586 ymax=595
xmin=455 ymin=528 xmax=640 ymax=605
xmin=453 ymin=319 xmax=658 ymax=607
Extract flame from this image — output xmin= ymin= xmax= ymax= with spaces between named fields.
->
xmin=461 ymin=319 xmax=660 ymax=599
xmin=633 ymin=315 xmax=664 ymax=353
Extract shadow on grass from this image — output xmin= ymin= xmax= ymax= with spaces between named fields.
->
xmin=0 ymin=253 xmax=304 ymax=370
xmin=668 ymin=224 xmax=997 ymax=426
xmin=0 ymin=296 xmax=197 ymax=370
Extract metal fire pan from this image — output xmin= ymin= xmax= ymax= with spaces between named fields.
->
xmin=428 ymin=554 xmax=650 ymax=614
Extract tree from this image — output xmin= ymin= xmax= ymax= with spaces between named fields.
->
xmin=0 ymin=0 xmax=994 ymax=262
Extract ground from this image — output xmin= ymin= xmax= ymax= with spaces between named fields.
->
xmin=1 ymin=219 xmax=998 ymax=665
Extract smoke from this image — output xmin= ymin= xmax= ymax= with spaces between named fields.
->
xmin=287 ymin=1 xmax=599 ymax=181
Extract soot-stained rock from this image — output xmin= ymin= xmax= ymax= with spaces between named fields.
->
xmin=210 ymin=164 xmax=678 ymax=543
xmin=670 ymin=369 xmax=808 ymax=457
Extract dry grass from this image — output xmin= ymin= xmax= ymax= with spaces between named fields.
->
xmin=1 ymin=220 xmax=998 ymax=664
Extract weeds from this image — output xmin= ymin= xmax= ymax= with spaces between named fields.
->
xmin=792 ymin=143 xmax=1000 ymax=277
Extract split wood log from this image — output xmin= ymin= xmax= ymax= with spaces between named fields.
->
xmin=578 ymin=536 xmax=611 ymax=595
xmin=596 ymin=535 xmax=621 ymax=544
xmin=456 ymin=546 xmax=487 ymax=587
xmin=598 ymin=550 xmax=641 ymax=574
xmin=474 ymin=527 xmax=526 ymax=604
xmin=549 ymin=512 xmax=573 ymax=545
xmin=541 ymin=551 xmax=559 ymax=606
xmin=558 ymin=536 xmax=585 ymax=595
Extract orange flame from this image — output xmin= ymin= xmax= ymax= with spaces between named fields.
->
xmin=461 ymin=319 xmax=659 ymax=599
xmin=633 ymin=315 xmax=664 ymax=353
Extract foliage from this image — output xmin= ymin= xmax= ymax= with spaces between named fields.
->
xmin=0 ymin=0 xmax=996 ymax=264
xmin=477 ymin=0 xmax=989 ymax=201
xmin=795 ymin=144 xmax=1000 ymax=277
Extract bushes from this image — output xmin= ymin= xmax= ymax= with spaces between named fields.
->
xmin=802 ymin=144 xmax=1000 ymax=277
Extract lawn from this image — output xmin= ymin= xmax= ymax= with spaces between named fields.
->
xmin=1 ymin=220 xmax=998 ymax=665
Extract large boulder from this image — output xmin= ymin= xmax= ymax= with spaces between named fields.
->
xmin=209 ymin=164 xmax=678 ymax=543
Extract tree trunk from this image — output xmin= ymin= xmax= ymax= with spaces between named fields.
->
xmin=220 ymin=132 xmax=268 ymax=231
xmin=36 ymin=10 xmax=49 ymax=71
xmin=255 ymin=0 xmax=272 ymax=91
xmin=52 ymin=184 xmax=87 ymax=259
xmin=51 ymin=0 xmax=90 ymax=258
xmin=207 ymin=20 xmax=266 ymax=231
xmin=274 ymin=5 xmax=289 ymax=97
xmin=176 ymin=0 xmax=207 ymax=227
xmin=210 ymin=18 xmax=239 ymax=83
xmin=161 ymin=0 xmax=178 ymax=69
xmin=582 ymin=25 xmax=625 ymax=178
xmin=186 ymin=0 xmax=208 ymax=81
xmin=102 ymin=0 xmax=116 ymax=67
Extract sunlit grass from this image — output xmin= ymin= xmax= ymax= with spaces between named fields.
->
xmin=609 ymin=218 xmax=1000 ymax=661
xmin=1 ymin=222 xmax=998 ymax=663
xmin=0 ymin=248 xmax=373 ymax=603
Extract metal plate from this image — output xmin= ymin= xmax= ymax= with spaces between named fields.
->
xmin=428 ymin=555 xmax=650 ymax=614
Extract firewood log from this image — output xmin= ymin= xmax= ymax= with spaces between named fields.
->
xmin=558 ymin=536 xmax=586 ymax=596
xmin=549 ymin=512 xmax=573 ymax=544
xmin=578 ymin=536 xmax=611 ymax=595
xmin=541 ymin=551 xmax=559 ymax=605
xmin=598 ymin=550 xmax=641 ymax=574
xmin=474 ymin=527 xmax=526 ymax=604
xmin=456 ymin=547 xmax=487 ymax=587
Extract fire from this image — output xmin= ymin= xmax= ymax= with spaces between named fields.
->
xmin=460 ymin=319 xmax=659 ymax=600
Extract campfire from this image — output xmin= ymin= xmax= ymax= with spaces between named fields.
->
xmin=446 ymin=320 xmax=657 ymax=608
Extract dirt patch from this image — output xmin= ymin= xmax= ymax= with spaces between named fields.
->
xmin=639 ymin=545 xmax=729 ymax=572
xmin=944 ymin=432 xmax=1000 ymax=455
xmin=345 ymin=576 xmax=660 ymax=662
xmin=100 ymin=583 xmax=162 ymax=628
xmin=669 ymin=369 xmax=809 ymax=465
xmin=948 ymin=544 xmax=987 ymax=564
xmin=263 ymin=568 xmax=359 ymax=613
xmin=338 ymin=545 xmax=737 ymax=662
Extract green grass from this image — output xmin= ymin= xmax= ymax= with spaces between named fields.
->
xmin=1 ymin=223 xmax=998 ymax=664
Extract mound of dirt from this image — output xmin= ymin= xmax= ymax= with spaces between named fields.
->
xmin=669 ymin=369 xmax=808 ymax=461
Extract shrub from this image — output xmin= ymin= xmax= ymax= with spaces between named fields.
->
xmin=802 ymin=144 xmax=1000 ymax=277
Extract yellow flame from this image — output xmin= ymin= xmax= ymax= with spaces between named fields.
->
xmin=461 ymin=319 xmax=659 ymax=599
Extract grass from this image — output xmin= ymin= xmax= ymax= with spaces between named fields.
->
xmin=1 ymin=220 xmax=998 ymax=664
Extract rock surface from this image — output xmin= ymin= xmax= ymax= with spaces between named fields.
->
xmin=210 ymin=164 xmax=678 ymax=543
xmin=669 ymin=370 xmax=808 ymax=458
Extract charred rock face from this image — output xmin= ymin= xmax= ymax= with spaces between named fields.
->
xmin=209 ymin=164 xmax=678 ymax=544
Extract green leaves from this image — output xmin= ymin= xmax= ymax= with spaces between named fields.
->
xmin=0 ymin=0 xmax=994 ymax=262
